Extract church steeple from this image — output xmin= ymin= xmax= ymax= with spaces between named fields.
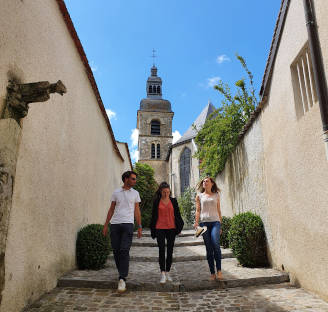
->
xmin=137 ymin=55 xmax=174 ymax=184
xmin=146 ymin=65 xmax=162 ymax=99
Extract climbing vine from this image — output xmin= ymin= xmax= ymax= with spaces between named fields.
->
xmin=194 ymin=54 xmax=258 ymax=177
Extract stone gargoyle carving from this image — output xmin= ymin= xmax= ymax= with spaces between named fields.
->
xmin=4 ymin=80 xmax=67 ymax=121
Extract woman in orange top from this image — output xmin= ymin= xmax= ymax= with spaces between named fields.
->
xmin=150 ymin=182 xmax=184 ymax=284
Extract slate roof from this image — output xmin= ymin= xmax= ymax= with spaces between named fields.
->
xmin=173 ymin=102 xmax=216 ymax=146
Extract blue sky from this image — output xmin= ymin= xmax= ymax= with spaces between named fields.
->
xmin=65 ymin=0 xmax=281 ymax=162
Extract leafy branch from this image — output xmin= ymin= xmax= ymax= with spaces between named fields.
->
xmin=194 ymin=54 xmax=258 ymax=177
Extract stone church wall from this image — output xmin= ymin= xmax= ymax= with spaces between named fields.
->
xmin=0 ymin=1 xmax=130 ymax=311
xmin=169 ymin=140 xmax=200 ymax=198
xmin=140 ymin=160 xmax=169 ymax=185
xmin=215 ymin=0 xmax=328 ymax=300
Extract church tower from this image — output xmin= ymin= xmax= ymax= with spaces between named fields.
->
xmin=137 ymin=65 xmax=174 ymax=184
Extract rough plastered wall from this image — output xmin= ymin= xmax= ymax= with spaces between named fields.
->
xmin=215 ymin=117 xmax=268 ymax=223
xmin=170 ymin=140 xmax=200 ymax=198
xmin=116 ymin=142 xmax=132 ymax=172
xmin=215 ymin=0 xmax=328 ymax=300
xmin=260 ymin=0 xmax=328 ymax=300
xmin=0 ymin=1 xmax=128 ymax=311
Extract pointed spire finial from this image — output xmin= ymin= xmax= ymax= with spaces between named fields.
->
xmin=151 ymin=48 xmax=157 ymax=66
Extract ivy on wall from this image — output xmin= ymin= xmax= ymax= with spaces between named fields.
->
xmin=194 ymin=55 xmax=258 ymax=177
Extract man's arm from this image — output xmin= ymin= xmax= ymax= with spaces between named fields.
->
xmin=102 ymin=201 xmax=116 ymax=236
xmin=134 ymin=202 xmax=142 ymax=238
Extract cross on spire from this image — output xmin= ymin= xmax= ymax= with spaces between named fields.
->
xmin=151 ymin=48 xmax=157 ymax=66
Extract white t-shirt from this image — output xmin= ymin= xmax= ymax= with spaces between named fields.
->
xmin=110 ymin=187 xmax=141 ymax=224
xmin=199 ymin=192 xmax=220 ymax=222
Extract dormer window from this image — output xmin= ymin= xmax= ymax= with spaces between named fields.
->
xmin=151 ymin=120 xmax=160 ymax=135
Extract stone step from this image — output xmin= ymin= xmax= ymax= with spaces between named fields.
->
xmin=132 ymin=235 xmax=204 ymax=247
xmin=129 ymin=245 xmax=234 ymax=262
xmin=133 ymin=229 xmax=195 ymax=238
xmin=58 ymin=258 xmax=289 ymax=292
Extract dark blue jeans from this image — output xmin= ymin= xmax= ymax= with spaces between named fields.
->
xmin=200 ymin=221 xmax=221 ymax=274
xmin=110 ymin=223 xmax=134 ymax=281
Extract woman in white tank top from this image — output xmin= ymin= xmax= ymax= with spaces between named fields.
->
xmin=194 ymin=177 xmax=223 ymax=280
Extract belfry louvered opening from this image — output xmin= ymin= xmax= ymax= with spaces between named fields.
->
xmin=291 ymin=44 xmax=318 ymax=118
xmin=151 ymin=120 xmax=160 ymax=135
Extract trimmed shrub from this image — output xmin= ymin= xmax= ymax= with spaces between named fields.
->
xmin=220 ymin=216 xmax=232 ymax=249
xmin=228 ymin=212 xmax=268 ymax=267
xmin=76 ymin=224 xmax=111 ymax=270
xmin=178 ymin=187 xmax=196 ymax=226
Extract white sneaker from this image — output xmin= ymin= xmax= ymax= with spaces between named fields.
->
xmin=166 ymin=272 xmax=173 ymax=282
xmin=118 ymin=279 xmax=126 ymax=293
xmin=160 ymin=272 xmax=166 ymax=284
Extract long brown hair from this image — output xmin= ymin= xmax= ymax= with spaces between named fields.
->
xmin=197 ymin=176 xmax=220 ymax=193
xmin=154 ymin=181 xmax=171 ymax=200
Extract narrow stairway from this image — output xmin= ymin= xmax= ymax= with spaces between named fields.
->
xmin=58 ymin=230 xmax=289 ymax=292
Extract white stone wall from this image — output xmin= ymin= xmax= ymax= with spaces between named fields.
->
xmin=0 ymin=1 xmax=129 ymax=311
xmin=215 ymin=0 xmax=328 ymax=300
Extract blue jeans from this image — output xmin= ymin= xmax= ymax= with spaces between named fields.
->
xmin=110 ymin=223 xmax=134 ymax=281
xmin=200 ymin=221 xmax=221 ymax=274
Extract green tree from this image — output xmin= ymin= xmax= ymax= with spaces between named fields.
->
xmin=194 ymin=54 xmax=258 ymax=176
xmin=178 ymin=187 xmax=196 ymax=226
xmin=133 ymin=162 xmax=158 ymax=228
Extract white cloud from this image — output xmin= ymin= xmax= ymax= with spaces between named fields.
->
xmin=130 ymin=128 xmax=139 ymax=163
xmin=131 ymin=128 xmax=139 ymax=147
xmin=172 ymin=130 xmax=182 ymax=144
xmin=216 ymin=54 xmax=230 ymax=64
xmin=90 ymin=61 xmax=98 ymax=72
xmin=207 ymin=76 xmax=221 ymax=88
xmin=131 ymin=149 xmax=139 ymax=163
xmin=106 ymin=109 xmax=116 ymax=120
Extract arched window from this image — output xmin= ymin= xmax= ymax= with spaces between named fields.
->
xmin=180 ymin=147 xmax=191 ymax=194
xmin=151 ymin=143 xmax=155 ymax=159
xmin=157 ymin=144 xmax=160 ymax=159
xmin=149 ymin=85 xmax=152 ymax=94
xmin=157 ymin=86 xmax=161 ymax=94
xmin=151 ymin=120 xmax=160 ymax=135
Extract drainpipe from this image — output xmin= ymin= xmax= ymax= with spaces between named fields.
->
xmin=303 ymin=0 xmax=328 ymax=159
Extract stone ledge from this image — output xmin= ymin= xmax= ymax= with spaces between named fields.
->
xmin=57 ymin=259 xmax=289 ymax=292
xmin=130 ymin=251 xmax=234 ymax=262
xmin=58 ymin=273 xmax=289 ymax=292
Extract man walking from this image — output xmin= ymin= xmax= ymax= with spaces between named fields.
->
xmin=103 ymin=170 xmax=142 ymax=293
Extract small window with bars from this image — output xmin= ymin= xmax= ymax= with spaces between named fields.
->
xmin=291 ymin=44 xmax=318 ymax=118
xmin=151 ymin=120 xmax=160 ymax=135
xmin=151 ymin=143 xmax=155 ymax=158
xmin=157 ymin=144 xmax=160 ymax=159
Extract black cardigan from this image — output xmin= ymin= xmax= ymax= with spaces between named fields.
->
xmin=150 ymin=197 xmax=184 ymax=239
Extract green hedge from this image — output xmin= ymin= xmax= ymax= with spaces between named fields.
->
xmin=76 ymin=224 xmax=111 ymax=270
xmin=228 ymin=212 xmax=268 ymax=267
xmin=220 ymin=216 xmax=232 ymax=249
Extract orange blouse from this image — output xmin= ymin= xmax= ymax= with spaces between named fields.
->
xmin=155 ymin=200 xmax=176 ymax=229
